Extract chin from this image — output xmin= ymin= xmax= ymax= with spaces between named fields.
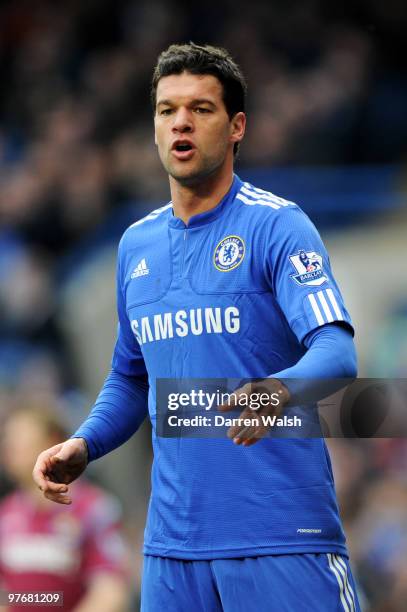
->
xmin=170 ymin=167 xmax=203 ymax=185
xmin=169 ymin=163 xmax=221 ymax=187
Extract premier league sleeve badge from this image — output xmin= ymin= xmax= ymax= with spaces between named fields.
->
xmin=289 ymin=249 xmax=328 ymax=286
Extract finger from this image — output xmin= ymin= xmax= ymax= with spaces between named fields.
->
xmin=48 ymin=455 xmax=74 ymax=484
xmin=33 ymin=447 xmax=63 ymax=483
xmin=39 ymin=480 xmax=69 ymax=494
xmin=33 ymin=460 xmax=64 ymax=488
xmin=44 ymin=490 xmax=72 ymax=505
xmin=241 ymin=422 xmax=270 ymax=446
xmin=50 ymin=439 xmax=86 ymax=467
xmin=242 ymin=437 xmax=261 ymax=447
xmin=229 ymin=424 xmax=260 ymax=444
xmin=226 ymin=407 xmax=257 ymax=439
xmin=218 ymin=383 xmax=252 ymax=412
xmin=227 ymin=423 xmax=253 ymax=441
xmin=45 ymin=442 xmax=73 ymax=466
xmin=218 ymin=393 xmax=239 ymax=412
xmin=32 ymin=464 xmax=52 ymax=490
xmin=33 ymin=471 xmax=49 ymax=491
xmin=49 ymin=453 xmax=68 ymax=466
xmin=40 ymin=444 xmax=65 ymax=464
xmin=231 ymin=435 xmax=262 ymax=447
xmin=229 ymin=415 xmax=271 ymax=444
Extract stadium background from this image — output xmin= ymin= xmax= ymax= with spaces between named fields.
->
xmin=0 ymin=0 xmax=406 ymax=609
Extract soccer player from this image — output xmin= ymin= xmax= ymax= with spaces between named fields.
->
xmin=1 ymin=404 xmax=130 ymax=611
xmin=33 ymin=43 xmax=360 ymax=611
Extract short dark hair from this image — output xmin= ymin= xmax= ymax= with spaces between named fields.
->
xmin=151 ymin=43 xmax=247 ymax=155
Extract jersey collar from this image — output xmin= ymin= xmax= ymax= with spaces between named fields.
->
xmin=168 ymin=174 xmax=243 ymax=229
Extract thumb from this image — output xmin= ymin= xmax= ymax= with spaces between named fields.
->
xmin=51 ymin=442 xmax=75 ymax=463
xmin=50 ymin=454 xmax=65 ymax=465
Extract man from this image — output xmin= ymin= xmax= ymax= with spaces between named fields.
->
xmin=33 ymin=43 xmax=360 ymax=611
xmin=1 ymin=403 xmax=130 ymax=611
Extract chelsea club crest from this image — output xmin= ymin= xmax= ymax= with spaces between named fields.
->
xmin=214 ymin=235 xmax=245 ymax=272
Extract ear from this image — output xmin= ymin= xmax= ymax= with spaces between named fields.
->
xmin=230 ymin=112 xmax=246 ymax=146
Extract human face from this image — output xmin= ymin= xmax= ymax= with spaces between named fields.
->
xmin=1 ymin=414 xmax=52 ymax=488
xmin=154 ymin=72 xmax=245 ymax=186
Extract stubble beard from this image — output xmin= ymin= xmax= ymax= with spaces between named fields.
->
xmin=164 ymin=148 xmax=227 ymax=188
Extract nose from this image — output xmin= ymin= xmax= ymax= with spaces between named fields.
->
xmin=172 ymin=107 xmax=193 ymax=133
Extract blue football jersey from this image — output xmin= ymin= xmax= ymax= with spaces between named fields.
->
xmin=112 ymin=175 xmax=353 ymax=559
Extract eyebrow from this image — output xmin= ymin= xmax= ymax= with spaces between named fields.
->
xmin=157 ymin=98 xmax=217 ymax=108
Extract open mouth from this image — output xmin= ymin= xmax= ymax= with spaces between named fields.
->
xmin=175 ymin=143 xmax=193 ymax=152
xmin=172 ymin=141 xmax=195 ymax=160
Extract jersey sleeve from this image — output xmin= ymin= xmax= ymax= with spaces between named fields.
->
xmin=265 ymin=207 xmax=354 ymax=344
xmin=111 ymin=238 xmax=148 ymax=377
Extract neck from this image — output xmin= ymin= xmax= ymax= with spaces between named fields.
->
xmin=170 ymin=163 xmax=234 ymax=225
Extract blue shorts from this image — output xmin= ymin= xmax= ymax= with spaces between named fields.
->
xmin=141 ymin=553 xmax=360 ymax=612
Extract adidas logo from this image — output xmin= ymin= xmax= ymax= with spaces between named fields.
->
xmin=131 ymin=258 xmax=149 ymax=279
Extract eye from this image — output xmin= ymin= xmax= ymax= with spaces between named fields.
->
xmin=159 ymin=108 xmax=173 ymax=116
xmin=194 ymin=107 xmax=211 ymax=114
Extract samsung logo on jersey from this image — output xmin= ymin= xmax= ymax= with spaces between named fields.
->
xmin=131 ymin=307 xmax=240 ymax=345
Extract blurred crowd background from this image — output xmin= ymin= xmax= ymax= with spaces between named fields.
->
xmin=0 ymin=0 xmax=406 ymax=610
